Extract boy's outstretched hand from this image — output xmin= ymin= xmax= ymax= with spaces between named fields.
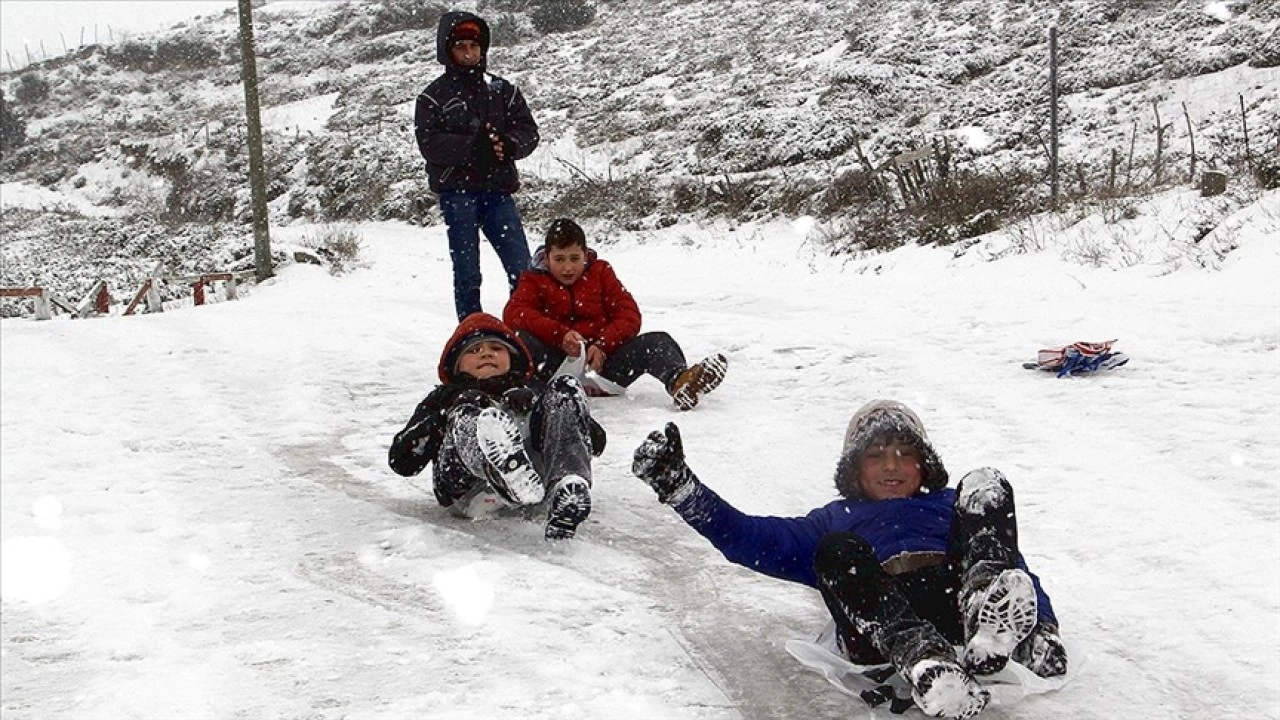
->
xmin=632 ymin=423 xmax=695 ymax=505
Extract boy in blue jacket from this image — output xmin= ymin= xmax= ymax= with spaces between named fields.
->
xmin=632 ymin=400 xmax=1067 ymax=720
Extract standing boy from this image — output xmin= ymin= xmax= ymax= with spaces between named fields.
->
xmin=415 ymin=11 xmax=540 ymax=321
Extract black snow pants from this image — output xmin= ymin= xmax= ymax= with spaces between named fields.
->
xmin=517 ymin=330 xmax=688 ymax=391
xmin=431 ymin=375 xmax=597 ymax=508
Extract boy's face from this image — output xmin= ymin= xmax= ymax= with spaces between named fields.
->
xmin=547 ymin=244 xmax=587 ymax=286
xmin=457 ymin=340 xmax=511 ymax=379
xmin=450 ymin=39 xmax=482 ymax=67
xmin=857 ymin=439 xmax=924 ymax=501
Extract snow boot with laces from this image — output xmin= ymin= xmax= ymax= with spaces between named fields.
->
xmin=961 ymin=567 xmax=1038 ymax=676
xmin=669 ymin=353 xmax=728 ymax=411
xmin=475 ymin=407 xmax=544 ymax=506
xmin=908 ymin=658 xmax=990 ymax=719
xmin=544 ymin=474 xmax=591 ymax=540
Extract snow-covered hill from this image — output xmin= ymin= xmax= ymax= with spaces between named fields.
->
xmin=2 ymin=0 xmax=1277 ymax=231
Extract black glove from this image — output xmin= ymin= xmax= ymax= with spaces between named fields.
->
xmin=450 ymin=389 xmax=494 ymax=410
xmin=632 ymin=423 xmax=696 ymax=505
xmin=1014 ymin=623 xmax=1068 ymax=678
xmin=502 ymin=387 xmax=537 ymax=414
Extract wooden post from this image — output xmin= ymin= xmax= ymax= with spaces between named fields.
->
xmin=1108 ymin=148 xmax=1119 ymax=193
xmin=1182 ymin=102 xmax=1196 ymax=183
xmin=124 ymin=279 xmax=152 ymax=316
xmin=95 ymin=282 xmax=110 ymax=314
xmin=1049 ymin=26 xmax=1059 ymax=210
xmin=1 ymin=287 xmax=51 ymax=320
xmin=1125 ymin=120 xmax=1138 ymax=189
xmin=34 ymin=289 xmax=52 ymax=320
xmin=75 ymin=280 xmax=108 ymax=318
xmin=1239 ymin=94 xmax=1252 ymax=174
xmin=1152 ymin=101 xmax=1165 ymax=186
xmin=146 ymin=281 xmax=162 ymax=312
xmin=238 ymin=0 xmax=274 ymax=283
xmin=192 ymin=280 xmax=206 ymax=306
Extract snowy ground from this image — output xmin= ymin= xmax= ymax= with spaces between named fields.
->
xmin=2 ymin=191 xmax=1278 ymax=720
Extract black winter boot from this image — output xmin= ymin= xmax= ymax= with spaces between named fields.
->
xmin=952 ymin=468 xmax=1038 ymax=675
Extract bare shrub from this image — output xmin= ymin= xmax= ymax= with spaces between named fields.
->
xmin=531 ymin=0 xmax=596 ymax=34
xmin=300 ymin=225 xmax=365 ymax=275
xmin=818 ymin=169 xmax=886 ymax=216
xmin=103 ymin=34 xmax=224 ymax=73
xmin=705 ymin=174 xmax=765 ymax=217
xmin=14 ymin=74 xmax=50 ymax=104
xmin=0 ymin=90 xmax=26 ymax=154
xmin=670 ymin=178 xmax=708 ymax=214
xmin=369 ymin=0 xmax=445 ymax=35
xmin=911 ymin=168 xmax=1037 ymax=245
xmin=538 ymin=174 xmax=658 ymax=223
xmin=489 ymin=14 xmax=526 ymax=46
xmin=816 ymin=211 xmax=911 ymax=255
xmin=773 ymin=175 xmax=822 ymax=217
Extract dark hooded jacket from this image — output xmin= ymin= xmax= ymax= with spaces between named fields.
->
xmin=667 ymin=402 xmax=1058 ymax=626
xmin=389 ymin=313 xmax=603 ymax=478
xmin=414 ymin=11 xmax=539 ymax=194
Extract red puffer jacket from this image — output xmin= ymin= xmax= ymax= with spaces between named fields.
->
xmin=503 ymin=248 xmax=642 ymax=356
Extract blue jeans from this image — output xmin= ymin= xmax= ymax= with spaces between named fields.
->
xmin=438 ymin=191 xmax=532 ymax=321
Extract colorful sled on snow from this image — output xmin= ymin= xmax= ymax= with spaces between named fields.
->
xmin=1023 ymin=339 xmax=1129 ymax=377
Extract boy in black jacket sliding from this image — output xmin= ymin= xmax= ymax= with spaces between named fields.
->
xmin=389 ymin=313 xmax=603 ymax=539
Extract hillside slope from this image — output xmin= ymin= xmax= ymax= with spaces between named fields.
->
xmin=0 ymin=0 xmax=1277 ymax=303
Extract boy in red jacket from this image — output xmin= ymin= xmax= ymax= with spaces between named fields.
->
xmin=503 ymin=218 xmax=728 ymax=410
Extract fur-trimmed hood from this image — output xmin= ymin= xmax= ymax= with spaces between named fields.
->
xmin=833 ymin=400 xmax=949 ymax=500
xmin=437 ymin=312 xmax=534 ymax=383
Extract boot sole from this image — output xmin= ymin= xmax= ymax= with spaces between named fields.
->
xmin=910 ymin=659 xmax=989 ymax=720
xmin=545 ymin=476 xmax=591 ymax=540
xmin=964 ymin=569 xmax=1038 ymax=675
xmin=475 ymin=409 xmax=544 ymax=506
xmin=673 ymin=353 xmax=728 ymax=411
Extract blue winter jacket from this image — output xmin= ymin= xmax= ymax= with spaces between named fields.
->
xmin=673 ymin=482 xmax=1058 ymax=626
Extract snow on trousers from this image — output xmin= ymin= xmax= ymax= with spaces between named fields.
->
xmin=517 ymin=330 xmax=688 ymax=389
xmin=433 ymin=375 xmax=594 ymax=506
xmin=439 ymin=191 xmax=532 ymax=322
xmin=813 ymin=470 xmax=1021 ymax=668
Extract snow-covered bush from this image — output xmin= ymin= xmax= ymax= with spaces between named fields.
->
xmin=0 ymin=90 xmax=25 ymax=153
xmin=297 ymin=224 xmax=365 ymax=275
xmin=13 ymin=74 xmax=50 ymax=104
xmin=531 ymin=0 xmax=596 ymax=34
